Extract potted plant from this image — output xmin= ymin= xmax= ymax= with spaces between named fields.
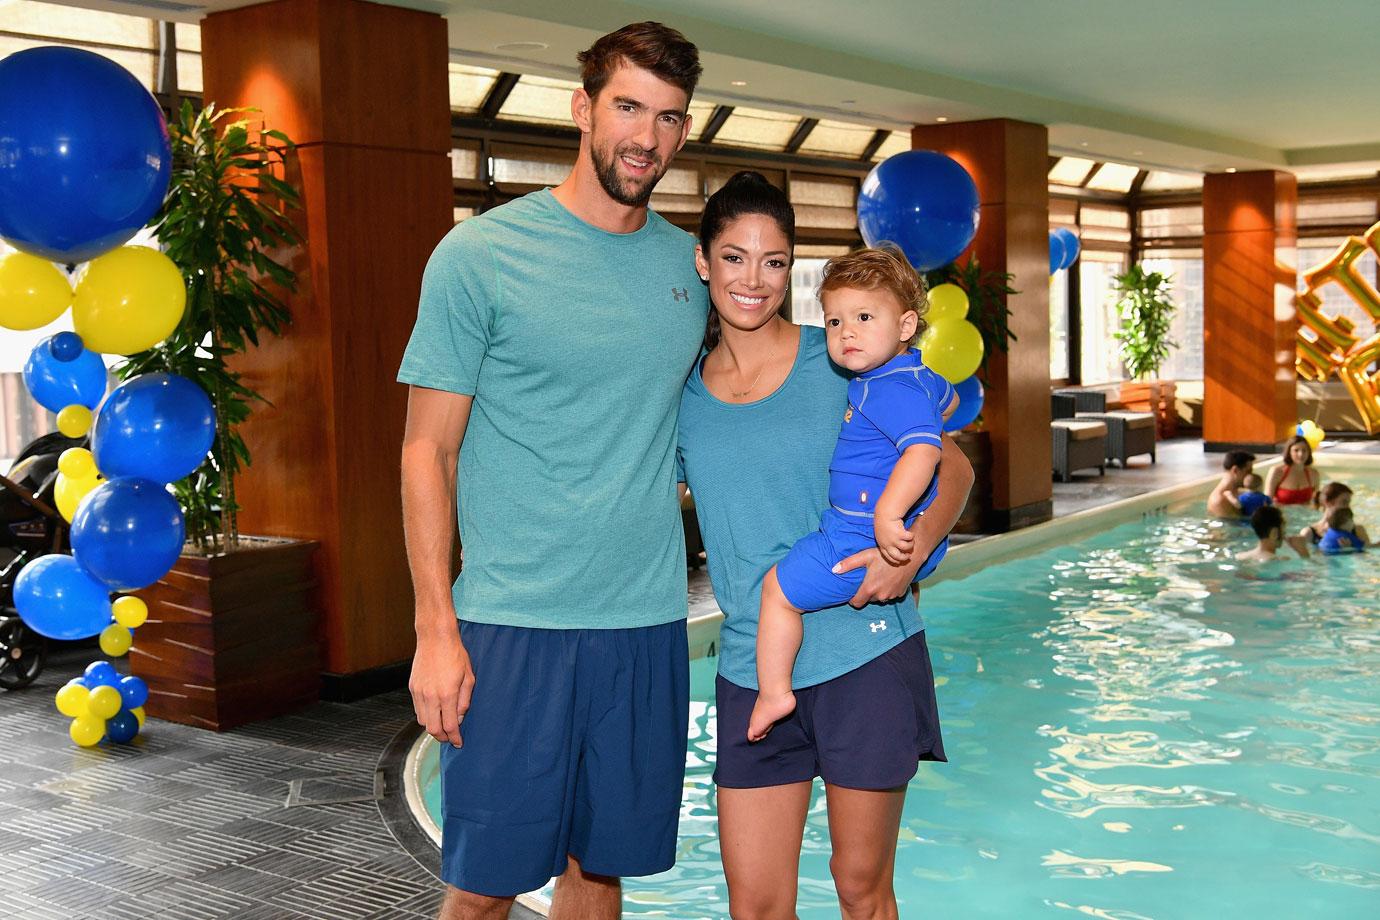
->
xmin=1112 ymin=265 xmax=1179 ymax=438
xmin=925 ymin=256 xmax=1018 ymax=532
xmin=119 ymin=102 xmax=321 ymax=731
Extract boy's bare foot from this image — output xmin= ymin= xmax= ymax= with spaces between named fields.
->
xmin=747 ymin=691 xmax=796 ymax=742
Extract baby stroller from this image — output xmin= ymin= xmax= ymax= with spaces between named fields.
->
xmin=0 ymin=430 xmax=82 ymax=690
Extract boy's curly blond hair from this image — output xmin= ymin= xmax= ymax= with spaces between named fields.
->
xmin=818 ymin=242 xmax=930 ymax=341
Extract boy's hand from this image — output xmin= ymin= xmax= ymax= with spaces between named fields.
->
xmin=875 ymin=516 xmax=914 ymax=565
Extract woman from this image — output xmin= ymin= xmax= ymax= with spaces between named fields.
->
xmin=1301 ymin=481 xmax=1353 ymax=544
xmin=1265 ymin=435 xmax=1319 ymax=505
xmin=677 ymin=171 xmax=973 ymax=919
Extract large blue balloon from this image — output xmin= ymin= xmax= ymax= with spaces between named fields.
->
xmin=71 ymin=477 xmax=184 ymax=591
xmin=14 ymin=554 xmax=111 ymax=640
xmin=1049 ymin=231 xmax=1067 ymax=276
xmin=0 ymin=47 xmax=171 ymax=263
xmin=943 ymin=375 xmax=985 ymax=433
xmin=1055 ymin=227 xmax=1081 ymax=270
xmin=857 ymin=150 xmax=980 ymax=272
xmin=23 ymin=336 xmax=108 ymax=412
xmin=93 ymin=373 xmax=216 ymax=484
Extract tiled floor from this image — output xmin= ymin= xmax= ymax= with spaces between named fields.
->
xmin=5 ymin=436 xmax=1375 ymax=920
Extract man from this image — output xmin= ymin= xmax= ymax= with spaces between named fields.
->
xmin=399 ymin=23 xmax=707 ymax=919
xmin=1207 ymin=449 xmax=1255 ymax=518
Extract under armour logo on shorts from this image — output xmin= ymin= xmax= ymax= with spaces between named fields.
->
xmin=869 ymin=620 xmax=887 ymax=633
xmin=671 ymin=287 xmax=689 ymax=302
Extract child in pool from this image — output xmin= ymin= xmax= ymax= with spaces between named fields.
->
xmin=1233 ymin=472 xmax=1272 ymax=518
xmin=1237 ymin=505 xmax=1310 ymax=562
xmin=749 ymin=244 xmax=957 ymax=742
xmin=1318 ymin=506 xmax=1370 ymax=554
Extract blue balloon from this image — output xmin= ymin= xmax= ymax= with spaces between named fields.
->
xmin=106 ymin=710 xmax=139 ymax=744
xmin=71 ymin=477 xmax=184 ymax=591
xmin=1055 ymin=227 xmax=1081 ymax=270
xmin=1049 ymin=231 xmax=1067 ymax=275
xmin=857 ymin=150 xmax=980 ymax=272
xmin=50 ymin=332 xmax=84 ymax=362
xmin=117 ymin=674 xmax=149 ymax=710
xmin=13 ymin=555 xmax=111 ymax=640
xmin=943 ymin=375 xmax=985 ymax=433
xmin=92 ymin=373 xmax=215 ymax=484
xmin=84 ymin=660 xmax=119 ymax=687
xmin=0 ymin=47 xmax=171 ymax=263
xmin=23 ymin=336 xmax=107 ymax=412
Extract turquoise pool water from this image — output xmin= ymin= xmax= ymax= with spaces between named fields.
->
xmin=420 ymin=476 xmax=1380 ymax=918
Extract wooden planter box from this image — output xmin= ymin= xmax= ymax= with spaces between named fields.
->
xmin=951 ymin=428 xmax=992 ymax=534
xmin=130 ymin=537 xmax=321 ymax=732
xmin=1119 ymin=379 xmax=1178 ymax=439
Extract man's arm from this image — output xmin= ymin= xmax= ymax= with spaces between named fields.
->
xmin=402 ymin=386 xmax=474 ymax=748
xmin=836 ymin=434 xmax=975 ymax=607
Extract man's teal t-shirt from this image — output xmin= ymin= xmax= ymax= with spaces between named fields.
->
xmin=398 ymin=189 xmax=707 ymax=629
xmin=677 ymin=324 xmax=923 ymax=690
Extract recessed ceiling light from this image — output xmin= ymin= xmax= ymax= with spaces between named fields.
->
xmin=494 ymin=41 xmax=548 ymax=52
xmin=936 ymin=116 xmax=949 ymax=123
xmin=1079 ymin=141 xmax=1089 ymax=147
xmin=1132 ymin=150 xmax=1143 ymax=156
xmin=1226 ymin=167 xmax=1237 ymax=173
xmin=730 ymin=80 xmax=747 ymax=87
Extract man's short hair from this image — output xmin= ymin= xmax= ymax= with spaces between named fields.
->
xmin=1250 ymin=504 xmax=1283 ymax=539
xmin=577 ymin=22 xmax=702 ymax=103
xmin=1224 ymin=450 xmax=1256 ymax=471
xmin=820 ymin=244 xmax=930 ymax=340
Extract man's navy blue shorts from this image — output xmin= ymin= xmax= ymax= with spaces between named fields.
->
xmin=439 ymin=619 xmax=688 ymax=898
xmin=715 ymin=630 xmax=946 ymax=789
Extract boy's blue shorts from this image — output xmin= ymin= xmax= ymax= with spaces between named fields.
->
xmin=438 ymin=618 xmax=688 ymax=898
xmin=776 ymin=526 xmax=949 ymax=612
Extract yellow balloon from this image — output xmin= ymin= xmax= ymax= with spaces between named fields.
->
xmin=55 ymin=682 xmax=90 ymax=717
xmin=86 ymin=685 xmax=123 ymax=720
xmin=100 ymin=624 xmax=133 ymax=657
xmin=920 ymin=318 xmax=986 ymax=384
xmin=72 ymin=246 xmax=186 ymax=355
xmin=70 ymin=716 xmax=105 ymax=747
xmin=55 ymin=472 xmax=105 ymax=523
xmin=132 ymin=706 xmax=146 ymax=727
xmin=926 ymin=284 xmax=970 ymax=325
xmin=112 ymin=595 xmax=148 ymax=629
xmin=0 ymin=251 xmax=72 ymax=330
xmin=56 ymin=404 xmax=93 ymax=438
xmin=58 ymin=447 xmax=97 ymax=480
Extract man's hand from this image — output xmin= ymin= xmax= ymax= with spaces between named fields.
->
xmin=409 ymin=623 xmax=475 ymax=748
xmin=834 ymin=545 xmax=922 ymax=608
xmin=874 ymin=516 xmax=914 ymax=566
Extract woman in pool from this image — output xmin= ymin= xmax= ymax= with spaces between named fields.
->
xmin=1265 ymin=435 xmax=1319 ymax=505
xmin=677 ymin=171 xmax=973 ymax=919
xmin=1299 ymin=481 xmax=1369 ymax=546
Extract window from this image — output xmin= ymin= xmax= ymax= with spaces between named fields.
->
xmin=1140 ymin=251 xmax=1204 ymax=380
xmin=449 ymin=64 xmax=501 ymax=113
xmin=871 ymin=131 xmax=910 ymax=162
xmin=490 ymin=143 xmax=574 ymax=191
xmin=1049 ymin=271 xmax=1069 ymax=380
xmin=174 ymin=21 xmax=201 ymax=94
xmin=0 ymin=1 xmax=158 ymax=88
xmin=797 ymin=120 xmax=877 ymax=159
xmin=1084 ymin=163 xmax=1140 ymax=193
xmin=1048 ymin=157 xmax=1097 ymax=186
xmin=497 ymin=75 xmax=584 ymax=126
xmin=1140 ymin=170 xmax=1201 ymax=192
xmin=788 ymin=245 xmax=850 ymax=326
xmin=712 ymin=106 xmax=801 ymax=151
xmin=1078 ymin=251 xmax=1128 ymax=384
xmin=790 ymin=174 xmax=857 ymax=233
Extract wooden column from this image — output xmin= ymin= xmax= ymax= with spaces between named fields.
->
xmin=912 ymin=119 xmax=1052 ymax=530
xmin=202 ymin=0 xmax=453 ymax=689
xmin=1202 ymin=171 xmax=1298 ymax=451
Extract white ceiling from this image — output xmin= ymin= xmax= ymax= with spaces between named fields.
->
xmin=76 ymin=0 xmax=1380 ymax=175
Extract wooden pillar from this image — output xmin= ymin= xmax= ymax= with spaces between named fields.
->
xmin=1202 ymin=171 xmax=1298 ymax=451
xmin=912 ymin=119 xmax=1052 ymax=530
xmin=202 ymin=0 xmax=453 ymax=690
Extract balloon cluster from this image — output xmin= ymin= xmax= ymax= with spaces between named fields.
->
xmin=858 ymin=150 xmax=981 ymax=273
xmin=920 ymin=284 xmax=986 ymax=432
xmin=1049 ymin=228 xmax=1081 ymax=275
xmin=0 ymin=46 xmax=215 ymax=745
xmin=55 ymin=655 xmax=149 ymax=747
xmin=1295 ymin=419 xmax=1325 ymax=451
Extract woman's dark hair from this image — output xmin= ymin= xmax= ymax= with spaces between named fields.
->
xmin=1281 ymin=435 xmax=1313 ymax=466
xmin=1314 ymin=481 xmax=1353 ymax=510
xmin=698 ymin=171 xmax=795 ymax=350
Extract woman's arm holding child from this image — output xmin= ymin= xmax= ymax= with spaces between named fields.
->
xmin=873 ymin=443 xmax=942 ymax=565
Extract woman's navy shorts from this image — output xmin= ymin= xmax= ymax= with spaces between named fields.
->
xmin=438 ymin=619 xmax=688 ymax=898
xmin=714 ymin=630 xmax=947 ymax=789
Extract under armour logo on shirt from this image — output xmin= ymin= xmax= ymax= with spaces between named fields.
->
xmin=671 ymin=287 xmax=689 ymax=302
xmin=869 ymin=620 xmax=887 ymax=633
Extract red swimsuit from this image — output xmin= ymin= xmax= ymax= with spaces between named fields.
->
xmin=1273 ymin=463 xmax=1318 ymax=505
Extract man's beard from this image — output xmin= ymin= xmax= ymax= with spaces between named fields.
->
xmin=591 ymin=141 xmax=662 ymax=207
